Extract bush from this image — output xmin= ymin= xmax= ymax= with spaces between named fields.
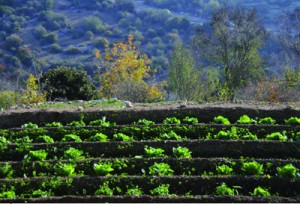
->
xmin=0 ymin=91 xmax=20 ymax=109
xmin=65 ymin=45 xmax=81 ymax=54
xmin=94 ymin=37 xmax=109 ymax=48
xmin=79 ymin=16 xmax=108 ymax=34
xmin=5 ymin=34 xmax=23 ymax=49
xmin=32 ymin=25 xmax=48 ymax=40
xmin=41 ymin=11 xmax=68 ymax=30
xmin=44 ymin=32 xmax=58 ymax=44
xmin=49 ymin=43 xmax=61 ymax=53
xmin=41 ymin=66 xmax=96 ymax=100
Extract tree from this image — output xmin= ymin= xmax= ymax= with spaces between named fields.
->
xmin=22 ymin=74 xmax=46 ymax=104
xmin=41 ymin=66 xmax=96 ymax=100
xmin=279 ymin=8 xmax=300 ymax=56
xmin=168 ymin=43 xmax=201 ymax=101
xmin=96 ymin=34 xmax=164 ymax=102
xmin=193 ymin=7 xmax=266 ymax=100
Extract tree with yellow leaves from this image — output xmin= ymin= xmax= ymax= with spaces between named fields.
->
xmin=96 ymin=34 xmax=164 ymax=102
xmin=22 ymin=74 xmax=46 ymax=104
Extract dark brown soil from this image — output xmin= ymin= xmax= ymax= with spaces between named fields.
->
xmin=1 ymin=103 xmax=300 ymax=129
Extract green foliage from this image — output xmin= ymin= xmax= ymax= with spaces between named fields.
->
xmin=28 ymin=150 xmax=48 ymax=161
xmin=277 ymin=164 xmax=299 ymax=178
xmin=236 ymin=115 xmax=256 ymax=124
xmin=150 ymin=184 xmax=170 ymax=196
xmin=173 ymin=146 xmax=192 ymax=158
xmin=89 ymin=117 xmax=115 ymax=127
xmin=214 ymin=127 xmax=239 ymax=140
xmin=41 ymin=66 xmax=96 ymax=100
xmin=285 ymin=117 xmax=300 ymax=125
xmin=215 ymin=183 xmax=239 ymax=196
xmin=168 ymin=43 xmax=201 ymax=100
xmin=182 ymin=116 xmax=198 ymax=124
xmin=63 ymin=147 xmax=84 ymax=160
xmin=31 ymin=189 xmax=53 ymax=198
xmin=5 ymin=34 xmax=23 ymax=49
xmin=61 ymin=134 xmax=82 ymax=142
xmin=94 ymin=162 xmax=114 ymax=176
xmin=54 ymin=163 xmax=75 ymax=176
xmin=95 ymin=181 xmax=114 ymax=196
xmin=45 ymin=122 xmax=63 ymax=127
xmin=113 ymin=133 xmax=134 ymax=142
xmin=163 ymin=117 xmax=181 ymax=124
xmin=21 ymin=122 xmax=38 ymax=129
xmin=49 ymin=43 xmax=61 ymax=53
xmin=88 ymin=133 xmax=109 ymax=142
xmin=258 ymin=117 xmax=276 ymax=125
xmin=79 ymin=16 xmax=108 ymax=34
xmin=241 ymin=161 xmax=264 ymax=175
xmin=126 ymin=186 xmax=144 ymax=196
xmin=65 ymin=45 xmax=81 ymax=54
xmin=149 ymin=162 xmax=174 ymax=176
xmin=265 ymin=132 xmax=287 ymax=141
xmin=216 ymin=164 xmax=233 ymax=175
xmin=41 ymin=11 xmax=68 ymax=30
xmin=22 ymin=74 xmax=46 ymax=104
xmin=213 ymin=116 xmax=231 ymax=125
xmin=0 ymin=91 xmax=20 ymax=110
xmin=0 ymin=136 xmax=8 ymax=153
xmin=0 ymin=163 xmax=14 ymax=178
xmin=134 ymin=119 xmax=155 ymax=125
xmin=251 ymin=186 xmax=271 ymax=197
xmin=34 ymin=135 xmax=54 ymax=143
xmin=144 ymin=146 xmax=166 ymax=158
xmin=67 ymin=119 xmax=86 ymax=127
xmin=0 ymin=186 xmax=16 ymax=199
xmin=159 ymin=131 xmax=182 ymax=141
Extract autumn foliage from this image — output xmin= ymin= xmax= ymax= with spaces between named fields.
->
xmin=96 ymin=35 xmax=164 ymax=102
xmin=22 ymin=74 xmax=46 ymax=104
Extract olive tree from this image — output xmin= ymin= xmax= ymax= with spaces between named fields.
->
xmin=193 ymin=7 xmax=266 ymax=100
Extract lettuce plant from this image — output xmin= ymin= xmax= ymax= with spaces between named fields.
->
xmin=28 ymin=149 xmax=48 ymax=161
xmin=182 ymin=116 xmax=198 ymax=124
xmin=126 ymin=186 xmax=144 ymax=195
xmin=159 ymin=131 xmax=182 ymax=141
xmin=173 ymin=146 xmax=192 ymax=158
xmin=94 ymin=181 xmax=114 ymax=196
xmin=35 ymin=135 xmax=54 ymax=143
xmin=113 ymin=133 xmax=134 ymax=142
xmin=134 ymin=119 xmax=155 ymax=125
xmin=258 ymin=117 xmax=276 ymax=125
xmin=216 ymin=164 xmax=233 ymax=175
xmin=21 ymin=122 xmax=38 ymax=129
xmin=54 ymin=163 xmax=75 ymax=176
xmin=277 ymin=164 xmax=299 ymax=178
xmin=236 ymin=115 xmax=256 ymax=124
xmin=215 ymin=183 xmax=240 ymax=196
xmin=150 ymin=184 xmax=170 ymax=196
xmin=61 ymin=134 xmax=82 ymax=142
xmin=285 ymin=117 xmax=300 ymax=125
xmin=213 ymin=116 xmax=231 ymax=125
xmin=251 ymin=186 xmax=271 ymax=197
xmin=149 ymin=162 xmax=174 ymax=176
xmin=63 ymin=147 xmax=84 ymax=160
xmin=88 ymin=133 xmax=109 ymax=142
xmin=45 ymin=122 xmax=63 ymax=127
xmin=265 ymin=132 xmax=287 ymax=141
xmin=163 ymin=117 xmax=181 ymax=124
xmin=241 ymin=161 xmax=264 ymax=175
xmin=0 ymin=163 xmax=14 ymax=179
xmin=94 ymin=162 xmax=114 ymax=176
xmin=144 ymin=146 xmax=166 ymax=158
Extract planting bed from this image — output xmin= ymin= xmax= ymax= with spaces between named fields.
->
xmin=0 ymin=104 xmax=300 ymax=202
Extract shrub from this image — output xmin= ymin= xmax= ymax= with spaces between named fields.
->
xmin=32 ymin=25 xmax=48 ymax=39
xmin=41 ymin=11 xmax=68 ymax=30
xmin=79 ymin=16 xmax=108 ymax=34
xmin=0 ymin=91 xmax=20 ymax=109
xmin=45 ymin=33 xmax=58 ymax=44
xmin=5 ymin=34 xmax=23 ymax=49
xmin=41 ymin=66 xmax=96 ymax=100
xmin=94 ymin=37 xmax=109 ymax=48
xmin=65 ymin=45 xmax=81 ymax=54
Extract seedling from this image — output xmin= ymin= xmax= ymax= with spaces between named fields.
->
xmin=163 ymin=117 xmax=181 ymax=124
xmin=61 ymin=134 xmax=82 ymax=142
xmin=135 ymin=119 xmax=155 ymax=125
xmin=94 ymin=181 xmax=114 ymax=196
xmin=258 ymin=117 xmax=276 ymax=125
xmin=45 ymin=122 xmax=63 ymax=127
xmin=94 ymin=162 xmax=114 ymax=176
xmin=241 ymin=161 xmax=264 ymax=175
xmin=215 ymin=183 xmax=240 ymax=196
xmin=173 ymin=146 xmax=192 ymax=158
xmin=285 ymin=117 xmax=300 ymax=125
xmin=54 ymin=163 xmax=75 ymax=176
xmin=213 ymin=116 xmax=231 ymax=125
xmin=34 ymin=135 xmax=54 ymax=143
xmin=88 ymin=133 xmax=109 ymax=142
xmin=21 ymin=122 xmax=38 ymax=129
xmin=236 ymin=115 xmax=256 ymax=124
xmin=0 ymin=163 xmax=14 ymax=178
xmin=28 ymin=149 xmax=48 ymax=161
xmin=126 ymin=186 xmax=144 ymax=195
xmin=150 ymin=184 xmax=170 ymax=196
xmin=216 ymin=164 xmax=233 ymax=175
xmin=144 ymin=146 xmax=166 ymax=157
xmin=265 ymin=132 xmax=287 ymax=141
xmin=251 ymin=186 xmax=271 ymax=197
xmin=149 ymin=162 xmax=174 ymax=176
xmin=182 ymin=116 xmax=198 ymax=124
xmin=113 ymin=133 xmax=134 ymax=142
xmin=63 ymin=147 xmax=84 ymax=160
xmin=277 ymin=164 xmax=299 ymax=178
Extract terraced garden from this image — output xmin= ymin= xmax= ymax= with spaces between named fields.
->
xmin=0 ymin=105 xmax=299 ymax=202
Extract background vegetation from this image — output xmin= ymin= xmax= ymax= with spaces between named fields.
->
xmin=0 ymin=0 xmax=300 ymax=109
